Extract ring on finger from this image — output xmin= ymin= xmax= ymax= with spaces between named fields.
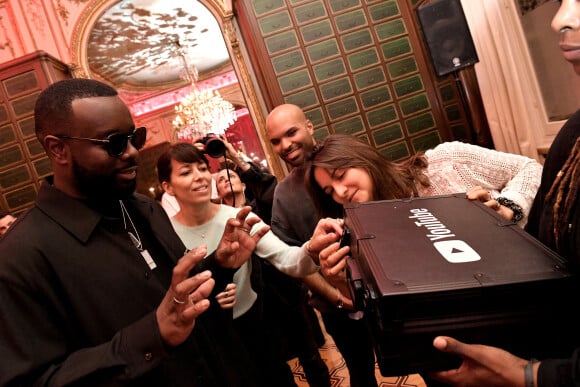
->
xmin=224 ymin=291 xmax=229 ymax=297
xmin=239 ymin=227 xmax=251 ymax=233
xmin=172 ymin=296 xmax=186 ymax=304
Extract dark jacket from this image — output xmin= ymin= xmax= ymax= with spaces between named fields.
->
xmin=271 ymin=166 xmax=318 ymax=246
xmin=526 ymin=109 xmax=580 ymax=266
xmin=525 ymin=110 xmax=580 ymax=387
xmin=237 ymin=162 xmax=277 ymax=225
xmin=0 ymin=181 xmax=258 ymax=387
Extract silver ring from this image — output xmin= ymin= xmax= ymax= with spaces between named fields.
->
xmin=172 ymin=296 xmax=186 ymax=304
xmin=239 ymin=227 xmax=251 ymax=233
xmin=224 ymin=291 xmax=229 ymax=297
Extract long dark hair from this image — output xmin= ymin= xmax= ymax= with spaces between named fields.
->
xmin=305 ymin=134 xmax=430 ymax=218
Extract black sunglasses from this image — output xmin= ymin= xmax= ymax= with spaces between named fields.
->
xmin=55 ymin=127 xmax=147 ymax=157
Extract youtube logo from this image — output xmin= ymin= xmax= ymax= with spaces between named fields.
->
xmin=433 ymin=240 xmax=481 ymax=263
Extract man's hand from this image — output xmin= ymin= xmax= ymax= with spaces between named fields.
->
xmin=429 ymin=336 xmax=529 ymax=387
xmin=215 ymin=206 xmax=269 ymax=268
xmin=156 ymin=246 xmax=215 ymax=347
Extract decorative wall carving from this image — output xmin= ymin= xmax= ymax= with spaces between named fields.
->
xmin=0 ymin=15 xmax=14 ymax=56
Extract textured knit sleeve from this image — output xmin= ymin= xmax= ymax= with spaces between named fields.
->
xmin=425 ymin=141 xmax=543 ymax=226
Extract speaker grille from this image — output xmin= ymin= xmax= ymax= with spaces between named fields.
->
xmin=417 ymin=0 xmax=479 ymax=76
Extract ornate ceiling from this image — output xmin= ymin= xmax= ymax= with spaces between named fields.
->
xmin=87 ymin=0 xmax=231 ymax=90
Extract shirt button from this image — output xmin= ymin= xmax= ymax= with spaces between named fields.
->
xmin=145 ymin=352 xmax=153 ymax=361
xmin=144 ymin=272 xmax=150 ymax=279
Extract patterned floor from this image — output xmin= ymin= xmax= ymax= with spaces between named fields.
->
xmin=288 ymin=313 xmax=427 ymax=387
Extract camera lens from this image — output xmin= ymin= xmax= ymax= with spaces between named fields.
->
xmin=205 ymin=137 xmax=226 ymax=158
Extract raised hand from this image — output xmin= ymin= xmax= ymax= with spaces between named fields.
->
xmin=156 ymin=246 xmax=215 ymax=347
xmin=221 ymin=135 xmax=238 ymax=158
xmin=429 ymin=336 xmax=529 ymax=387
xmin=215 ymin=206 xmax=270 ymax=268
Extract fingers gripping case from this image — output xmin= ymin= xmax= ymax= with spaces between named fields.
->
xmin=343 ymin=195 xmax=580 ymax=376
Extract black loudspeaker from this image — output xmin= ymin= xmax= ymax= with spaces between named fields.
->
xmin=416 ymin=0 xmax=479 ymax=77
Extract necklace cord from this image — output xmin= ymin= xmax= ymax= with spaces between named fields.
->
xmin=120 ymin=200 xmax=143 ymax=251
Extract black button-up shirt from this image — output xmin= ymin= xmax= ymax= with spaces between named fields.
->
xmin=0 ymin=181 xmax=258 ymax=386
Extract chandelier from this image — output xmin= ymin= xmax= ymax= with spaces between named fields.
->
xmin=172 ymin=42 xmax=237 ymax=141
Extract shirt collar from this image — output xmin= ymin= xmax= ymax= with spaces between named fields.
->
xmin=35 ymin=180 xmax=117 ymax=243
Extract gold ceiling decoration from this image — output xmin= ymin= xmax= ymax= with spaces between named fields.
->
xmin=57 ymin=0 xmax=90 ymax=24
xmin=87 ymin=0 xmax=230 ymax=89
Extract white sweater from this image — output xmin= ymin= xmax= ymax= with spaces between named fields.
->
xmin=419 ymin=141 xmax=542 ymax=226
xmin=170 ymin=205 xmax=318 ymax=319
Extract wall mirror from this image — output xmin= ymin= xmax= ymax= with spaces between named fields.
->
xmin=71 ymin=0 xmax=284 ymax=196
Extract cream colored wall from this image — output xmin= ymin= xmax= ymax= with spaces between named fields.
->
xmin=461 ymin=0 xmax=563 ymax=161
xmin=0 ymin=0 xmax=557 ymax=161
xmin=0 ymin=0 xmax=89 ymax=64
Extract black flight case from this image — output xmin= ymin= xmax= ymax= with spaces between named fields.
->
xmin=343 ymin=194 xmax=580 ymax=376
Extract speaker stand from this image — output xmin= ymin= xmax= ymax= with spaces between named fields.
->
xmin=452 ymin=70 xmax=477 ymax=144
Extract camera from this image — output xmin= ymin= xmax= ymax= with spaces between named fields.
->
xmin=200 ymin=133 xmax=226 ymax=158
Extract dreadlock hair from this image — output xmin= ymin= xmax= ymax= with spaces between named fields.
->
xmin=305 ymin=134 xmax=430 ymax=219
xmin=544 ymin=137 xmax=580 ymax=256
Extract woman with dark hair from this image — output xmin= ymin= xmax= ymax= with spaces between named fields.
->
xmin=213 ymin=135 xmax=278 ymax=225
xmin=303 ymin=134 xmax=543 ymax=386
xmin=306 ymin=134 xmax=542 ymax=226
xmin=157 ymin=142 xmax=342 ymax=387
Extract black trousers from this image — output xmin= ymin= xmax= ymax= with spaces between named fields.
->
xmin=321 ymin=310 xmax=379 ymax=387
xmin=234 ymin=301 xmax=297 ymax=387
xmin=260 ymin=260 xmax=330 ymax=387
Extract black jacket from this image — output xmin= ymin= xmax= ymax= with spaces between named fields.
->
xmin=525 ymin=110 xmax=580 ymax=387
xmin=526 ymin=109 xmax=580 ymax=266
xmin=0 ymin=181 xmax=258 ymax=386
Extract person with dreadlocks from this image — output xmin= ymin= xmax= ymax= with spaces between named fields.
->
xmin=525 ymin=116 xmax=580 ymax=267
xmin=420 ymin=0 xmax=580 ymax=386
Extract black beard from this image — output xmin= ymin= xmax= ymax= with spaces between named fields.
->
xmin=72 ymin=158 xmax=136 ymax=200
